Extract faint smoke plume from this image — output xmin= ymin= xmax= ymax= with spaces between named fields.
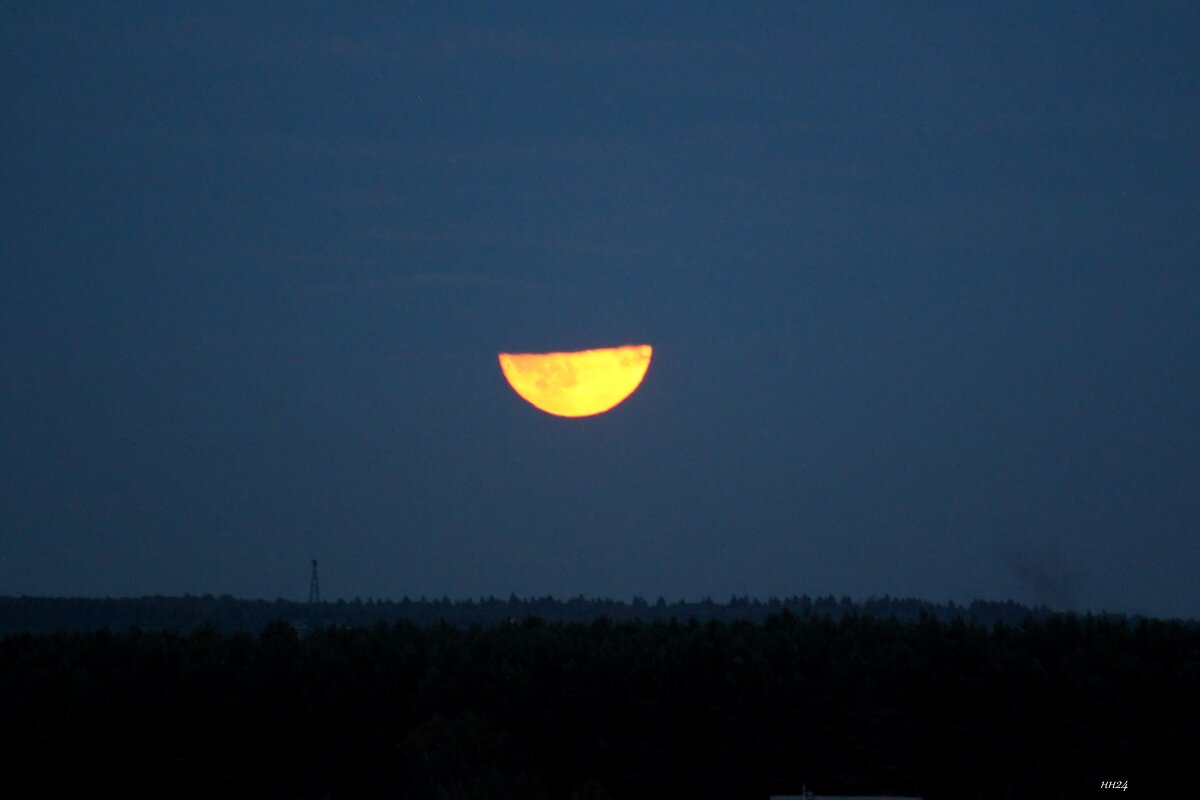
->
xmin=1002 ymin=546 xmax=1082 ymax=612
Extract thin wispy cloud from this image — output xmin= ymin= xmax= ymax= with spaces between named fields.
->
xmin=302 ymin=270 xmax=555 ymax=295
xmin=328 ymin=27 xmax=746 ymax=64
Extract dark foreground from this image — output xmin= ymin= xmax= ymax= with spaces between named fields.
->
xmin=2 ymin=612 xmax=1193 ymax=798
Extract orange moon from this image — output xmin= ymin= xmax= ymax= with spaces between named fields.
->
xmin=498 ymin=344 xmax=653 ymax=417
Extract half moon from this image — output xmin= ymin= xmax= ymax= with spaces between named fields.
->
xmin=498 ymin=344 xmax=653 ymax=417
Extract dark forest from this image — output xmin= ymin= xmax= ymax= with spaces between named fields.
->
xmin=2 ymin=599 xmax=1193 ymax=797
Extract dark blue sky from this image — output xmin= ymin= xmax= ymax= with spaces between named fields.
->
xmin=3 ymin=3 xmax=1198 ymax=617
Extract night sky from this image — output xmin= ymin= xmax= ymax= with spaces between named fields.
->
xmin=3 ymin=3 xmax=1198 ymax=618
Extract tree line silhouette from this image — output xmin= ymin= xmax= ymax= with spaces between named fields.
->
xmin=2 ymin=606 xmax=1194 ymax=797
xmin=0 ymin=593 xmax=1084 ymax=636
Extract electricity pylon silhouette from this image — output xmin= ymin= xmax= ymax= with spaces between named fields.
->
xmin=308 ymin=559 xmax=320 ymax=604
